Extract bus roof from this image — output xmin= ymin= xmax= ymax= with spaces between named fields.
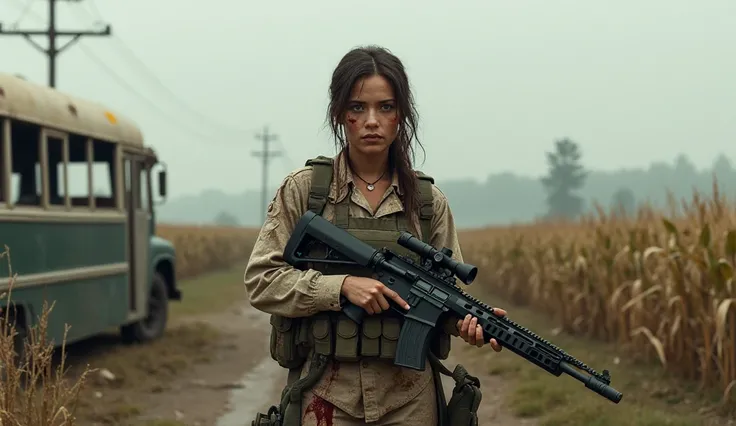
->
xmin=0 ymin=72 xmax=144 ymax=148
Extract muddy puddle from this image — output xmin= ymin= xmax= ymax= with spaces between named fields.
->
xmin=215 ymin=306 xmax=287 ymax=426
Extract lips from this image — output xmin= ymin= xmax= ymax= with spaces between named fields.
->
xmin=362 ymin=134 xmax=383 ymax=140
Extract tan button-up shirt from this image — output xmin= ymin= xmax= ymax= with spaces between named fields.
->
xmin=243 ymin=153 xmax=464 ymax=422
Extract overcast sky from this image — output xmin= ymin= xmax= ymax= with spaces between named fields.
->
xmin=1 ymin=0 xmax=734 ymax=198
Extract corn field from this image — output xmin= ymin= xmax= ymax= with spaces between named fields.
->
xmin=458 ymin=182 xmax=736 ymax=405
xmin=156 ymin=224 xmax=260 ymax=280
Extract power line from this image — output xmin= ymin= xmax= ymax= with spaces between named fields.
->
xmin=69 ymin=1 xmax=247 ymax=137
xmin=252 ymin=126 xmax=281 ymax=224
xmin=0 ymin=0 xmax=111 ymax=88
xmin=1 ymin=0 xmax=298 ymax=179
xmin=74 ymin=42 xmax=218 ymax=142
xmin=2 ymin=1 xmax=239 ymax=143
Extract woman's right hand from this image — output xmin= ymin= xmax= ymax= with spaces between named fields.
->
xmin=340 ymin=276 xmax=410 ymax=315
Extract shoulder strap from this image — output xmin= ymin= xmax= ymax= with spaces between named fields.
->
xmin=415 ymin=171 xmax=434 ymax=244
xmin=304 ymin=156 xmax=334 ymax=215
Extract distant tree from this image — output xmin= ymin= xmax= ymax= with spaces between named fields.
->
xmin=610 ymin=187 xmax=636 ymax=216
xmin=712 ymin=153 xmax=733 ymax=180
xmin=673 ymin=153 xmax=697 ymax=175
xmin=540 ymin=138 xmax=587 ymax=219
xmin=213 ymin=210 xmax=240 ymax=226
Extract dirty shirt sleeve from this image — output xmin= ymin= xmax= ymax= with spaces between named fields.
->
xmin=243 ymin=171 xmax=347 ymax=318
xmin=428 ymin=185 xmax=465 ymax=337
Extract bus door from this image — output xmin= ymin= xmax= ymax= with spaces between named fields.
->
xmin=123 ymin=153 xmax=150 ymax=320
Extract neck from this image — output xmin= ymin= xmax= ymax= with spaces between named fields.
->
xmin=345 ymin=148 xmax=389 ymax=180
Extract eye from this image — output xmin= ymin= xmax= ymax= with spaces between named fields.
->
xmin=381 ymin=104 xmax=394 ymax=111
xmin=350 ymin=104 xmax=364 ymax=112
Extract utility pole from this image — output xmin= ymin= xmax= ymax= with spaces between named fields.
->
xmin=252 ymin=126 xmax=282 ymax=224
xmin=0 ymin=0 xmax=112 ymax=87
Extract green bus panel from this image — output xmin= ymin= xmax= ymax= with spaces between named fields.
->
xmin=0 ymin=220 xmax=126 ymax=277
xmin=6 ymin=274 xmax=129 ymax=345
xmin=0 ymin=219 xmax=130 ymax=345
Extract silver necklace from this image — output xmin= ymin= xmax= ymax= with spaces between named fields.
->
xmin=354 ymin=170 xmax=386 ymax=191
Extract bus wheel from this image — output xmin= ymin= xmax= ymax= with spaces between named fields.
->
xmin=121 ymin=272 xmax=169 ymax=343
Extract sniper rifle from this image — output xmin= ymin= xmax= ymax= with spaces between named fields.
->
xmin=282 ymin=210 xmax=623 ymax=404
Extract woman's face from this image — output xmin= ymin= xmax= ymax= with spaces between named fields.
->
xmin=343 ymin=74 xmax=399 ymax=158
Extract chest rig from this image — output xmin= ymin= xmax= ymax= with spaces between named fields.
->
xmin=268 ymin=155 xmax=450 ymax=372
xmin=258 ymin=156 xmax=479 ymax=426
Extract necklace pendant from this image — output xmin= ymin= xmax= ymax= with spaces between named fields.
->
xmin=367 ymin=184 xmax=375 ymax=191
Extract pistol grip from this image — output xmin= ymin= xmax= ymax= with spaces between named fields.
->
xmin=340 ymin=297 xmax=366 ymax=324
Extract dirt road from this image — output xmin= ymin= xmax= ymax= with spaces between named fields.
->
xmin=91 ymin=299 xmax=532 ymax=426
xmin=441 ymin=350 xmax=537 ymax=426
xmin=127 ymin=302 xmax=288 ymax=426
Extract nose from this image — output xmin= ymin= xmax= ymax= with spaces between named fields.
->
xmin=365 ymin=108 xmax=379 ymax=128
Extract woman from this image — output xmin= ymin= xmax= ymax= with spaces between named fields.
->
xmin=244 ymin=45 xmax=507 ymax=426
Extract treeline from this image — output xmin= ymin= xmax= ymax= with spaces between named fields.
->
xmin=158 ymin=146 xmax=736 ymax=229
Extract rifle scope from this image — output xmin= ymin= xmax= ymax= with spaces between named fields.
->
xmin=397 ymin=232 xmax=478 ymax=284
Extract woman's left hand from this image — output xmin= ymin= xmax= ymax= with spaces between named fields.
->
xmin=457 ymin=308 xmax=507 ymax=352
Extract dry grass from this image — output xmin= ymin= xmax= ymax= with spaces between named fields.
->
xmin=458 ymin=179 xmax=736 ymax=417
xmin=156 ymin=224 xmax=259 ymax=280
xmin=0 ymin=246 xmax=94 ymax=425
xmin=69 ymin=321 xmax=223 ymax=424
xmin=454 ymin=290 xmax=729 ymax=425
xmin=168 ymin=266 xmax=248 ymax=319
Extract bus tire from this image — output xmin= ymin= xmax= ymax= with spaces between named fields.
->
xmin=121 ymin=272 xmax=169 ymax=343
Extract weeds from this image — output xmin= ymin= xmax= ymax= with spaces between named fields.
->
xmin=0 ymin=246 xmax=94 ymax=425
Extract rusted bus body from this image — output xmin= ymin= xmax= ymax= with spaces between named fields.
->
xmin=0 ymin=73 xmax=180 ymax=347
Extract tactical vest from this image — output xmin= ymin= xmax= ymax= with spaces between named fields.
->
xmin=268 ymin=155 xmax=451 ymax=371
xmin=257 ymin=156 xmax=481 ymax=426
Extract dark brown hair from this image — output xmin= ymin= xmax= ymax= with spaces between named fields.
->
xmin=326 ymin=45 xmax=425 ymax=221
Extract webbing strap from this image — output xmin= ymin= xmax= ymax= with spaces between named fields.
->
xmin=305 ymin=156 xmax=334 ymax=215
xmin=416 ymin=171 xmax=435 ymax=244
xmin=427 ymin=351 xmax=481 ymax=388
xmin=280 ymin=355 xmax=329 ymax=426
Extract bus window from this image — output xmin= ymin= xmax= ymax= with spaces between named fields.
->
xmin=10 ymin=120 xmax=41 ymax=207
xmin=139 ymin=164 xmax=149 ymax=213
xmin=46 ymin=134 xmax=67 ymax=207
xmin=92 ymin=139 xmax=117 ymax=209
xmin=66 ymin=135 xmax=91 ymax=207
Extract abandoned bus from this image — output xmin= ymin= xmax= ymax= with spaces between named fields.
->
xmin=0 ymin=72 xmax=181 ymax=352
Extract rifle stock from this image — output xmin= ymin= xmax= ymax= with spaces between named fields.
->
xmin=283 ymin=210 xmax=623 ymax=404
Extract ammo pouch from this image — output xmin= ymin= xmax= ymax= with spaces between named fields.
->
xmin=428 ymin=352 xmax=482 ymax=426
xmin=269 ymin=314 xmax=311 ymax=369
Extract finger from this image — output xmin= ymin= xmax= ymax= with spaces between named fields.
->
xmin=376 ymin=293 xmax=391 ymax=312
xmin=362 ymin=302 xmax=375 ymax=315
xmin=492 ymin=308 xmax=507 ymax=317
xmin=468 ymin=317 xmax=478 ymax=345
xmin=369 ymin=299 xmax=383 ymax=314
xmin=460 ymin=315 xmax=471 ymax=339
xmin=475 ymin=325 xmax=484 ymax=347
xmin=490 ymin=338 xmax=502 ymax=352
xmin=457 ymin=319 xmax=467 ymax=339
xmin=383 ymin=287 xmax=410 ymax=310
